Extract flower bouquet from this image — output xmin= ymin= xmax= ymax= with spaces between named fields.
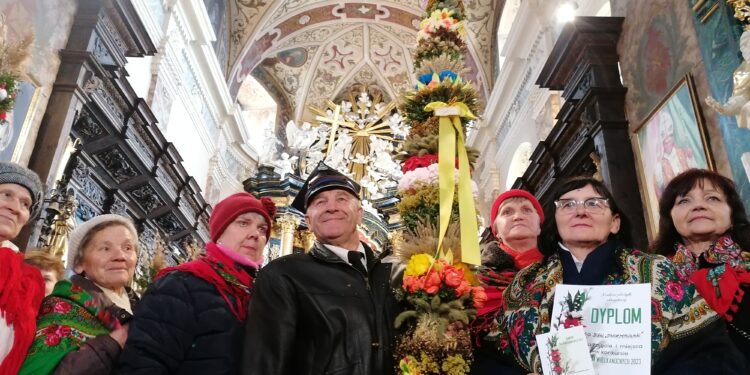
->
xmin=395 ymin=254 xmax=486 ymax=374
xmin=0 ymin=19 xmax=33 ymax=125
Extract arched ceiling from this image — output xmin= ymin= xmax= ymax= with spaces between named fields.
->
xmin=225 ymin=0 xmax=501 ymax=123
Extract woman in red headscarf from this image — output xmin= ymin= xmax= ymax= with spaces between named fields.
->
xmin=471 ymin=189 xmax=544 ymax=374
xmin=116 ymin=193 xmax=276 ymax=374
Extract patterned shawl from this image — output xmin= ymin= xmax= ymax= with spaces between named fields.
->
xmin=18 ymin=275 xmax=137 ymax=375
xmin=498 ymin=243 xmax=718 ymax=373
xmin=156 ymin=242 xmax=255 ymax=321
xmin=471 ymin=242 xmax=543 ymax=343
xmin=672 ymin=235 xmax=750 ymax=320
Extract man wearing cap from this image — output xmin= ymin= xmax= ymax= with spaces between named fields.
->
xmin=471 ymin=189 xmax=544 ymax=374
xmin=242 ymin=163 xmax=398 ymax=375
xmin=0 ymin=162 xmax=46 ymax=374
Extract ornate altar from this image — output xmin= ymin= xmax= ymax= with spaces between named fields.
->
xmin=244 ymin=86 xmax=406 ymax=259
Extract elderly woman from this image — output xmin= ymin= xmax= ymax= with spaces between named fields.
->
xmin=116 ymin=192 xmax=275 ymax=374
xmin=19 ymin=214 xmax=139 ymax=375
xmin=498 ymin=177 xmax=745 ymax=374
xmin=0 ymin=162 xmax=45 ymax=374
xmin=652 ymin=169 xmax=750 ymax=363
xmin=472 ymin=190 xmax=545 ymax=373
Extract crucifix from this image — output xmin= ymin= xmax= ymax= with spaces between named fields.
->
xmin=313 ymin=100 xmax=356 ymax=157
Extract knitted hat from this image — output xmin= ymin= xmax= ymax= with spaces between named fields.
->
xmin=0 ymin=162 xmax=44 ymax=219
xmin=209 ymin=192 xmax=277 ymax=242
xmin=67 ymin=214 xmax=139 ymax=273
xmin=290 ymin=162 xmax=360 ymax=212
xmin=489 ymin=189 xmax=544 ymax=238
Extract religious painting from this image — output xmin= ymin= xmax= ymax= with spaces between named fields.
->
xmin=0 ymin=81 xmax=40 ymax=162
xmin=633 ymin=75 xmax=714 ymax=236
xmin=617 ymin=1 xmax=701 ymax=125
xmin=277 ymin=47 xmax=308 ymax=68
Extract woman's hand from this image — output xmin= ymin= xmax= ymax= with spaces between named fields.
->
xmin=109 ymin=323 xmax=129 ymax=348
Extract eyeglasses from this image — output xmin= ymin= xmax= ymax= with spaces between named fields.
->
xmin=554 ymin=197 xmax=610 ymax=214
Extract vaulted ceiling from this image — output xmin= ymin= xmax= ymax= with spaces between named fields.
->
xmin=224 ymin=0 xmax=502 ymax=124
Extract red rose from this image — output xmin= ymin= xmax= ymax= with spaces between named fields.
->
xmin=402 ymin=154 xmax=438 ymax=173
xmin=403 ymin=275 xmax=423 ymax=293
xmin=551 ymin=350 xmax=561 ymax=362
xmin=443 ymin=265 xmax=464 ymax=288
xmin=0 ymin=112 xmax=6 ymax=120
xmin=471 ymin=286 xmax=488 ymax=308
xmin=455 ymin=280 xmax=471 ymax=296
xmin=53 ymin=301 xmax=72 ymax=314
xmin=57 ymin=326 xmax=71 ymax=337
xmin=423 ymin=270 xmax=442 ymax=295
xmin=553 ymin=365 xmax=563 ymax=374
xmin=42 ymin=325 xmax=57 ymax=335
xmin=45 ymin=334 xmax=61 ymax=346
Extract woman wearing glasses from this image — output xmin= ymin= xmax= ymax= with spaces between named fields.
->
xmin=497 ymin=177 xmax=745 ymax=374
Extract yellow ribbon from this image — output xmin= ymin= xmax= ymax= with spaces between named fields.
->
xmin=424 ymin=101 xmax=480 ymax=266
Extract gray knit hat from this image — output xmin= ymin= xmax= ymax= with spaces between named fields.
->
xmin=67 ymin=214 xmax=139 ymax=273
xmin=0 ymin=162 xmax=44 ymax=219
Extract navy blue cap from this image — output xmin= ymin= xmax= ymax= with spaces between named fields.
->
xmin=290 ymin=162 xmax=360 ymax=212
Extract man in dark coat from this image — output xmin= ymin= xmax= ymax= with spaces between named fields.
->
xmin=242 ymin=162 xmax=398 ymax=375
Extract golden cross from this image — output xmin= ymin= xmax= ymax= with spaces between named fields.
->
xmin=313 ymin=101 xmax=356 ymax=157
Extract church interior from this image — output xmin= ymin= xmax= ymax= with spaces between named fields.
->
xmin=1 ymin=0 xmax=749 ymax=283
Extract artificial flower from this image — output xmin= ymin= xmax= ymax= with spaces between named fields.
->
xmin=443 ymin=265 xmax=464 ymax=288
xmin=402 ymin=154 xmax=438 ymax=173
xmin=455 ymin=280 xmax=471 ymax=296
xmin=403 ymin=275 xmax=424 ymax=293
xmin=405 ymin=253 xmax=435 ymax=278
xmin=471 ymin=286 xmax=487 ymax=308
xmin=423 ymin=270 xmax=442 ymax=294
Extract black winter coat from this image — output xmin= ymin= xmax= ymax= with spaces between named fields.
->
xmin=116 ymin=269 xmax=253 ymax=375
xmin=242 ymin=242 xmax=399 ymax=375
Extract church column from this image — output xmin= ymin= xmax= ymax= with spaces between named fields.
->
xmin=277 ymin=214 xmax=300 ymax=256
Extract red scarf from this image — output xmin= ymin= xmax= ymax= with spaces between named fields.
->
xmin=156 ymin=243 xmax=254 ymax=321
xmin=672 ymin=235 xmax=750 ymax=321
xmin=471 ymin=243 xmax=543 ymax=343
xmin=0 ymin=247 xmax=45 ymax=374
xmin=500 ymin=243 xmax=543 ymax=270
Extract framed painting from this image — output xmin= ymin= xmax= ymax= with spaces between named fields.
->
xmin=0 ymin=80 xmax=41 ymax=162
xmin=633 ymin=74 xmax=714 ymax=238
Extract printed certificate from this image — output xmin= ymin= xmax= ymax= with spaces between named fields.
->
xmin=550 ymin=284 xmax=651 ymax=375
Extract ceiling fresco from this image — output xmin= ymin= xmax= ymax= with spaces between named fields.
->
xmin=226 ymin=0 xmax=501 ymax=124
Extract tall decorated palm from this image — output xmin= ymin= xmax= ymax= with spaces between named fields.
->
xmin=393 ymin=0 xmax=485 ymax=373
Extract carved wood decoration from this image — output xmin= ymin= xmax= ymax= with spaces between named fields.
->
xmin=513 ymin=17 xmax=648 ymax=249
xmin=26 ymin=0 xmax=210 ymax=262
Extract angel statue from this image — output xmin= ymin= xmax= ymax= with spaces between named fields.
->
xmin=309 ymin=124 xmax=331 ymax=152
xmin=285 ymin=120 xmax=318 ymax=151
xmin=257 ymin=125 xmax=282 ymax=165
xmin=706 ymin=30 xmax=750 ymax=129
xmin=273 ymin=152 xmax=298 ymax=178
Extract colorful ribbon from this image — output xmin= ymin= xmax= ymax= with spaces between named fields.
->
xmin=424 ymin=101 xmax=480 ymax=266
